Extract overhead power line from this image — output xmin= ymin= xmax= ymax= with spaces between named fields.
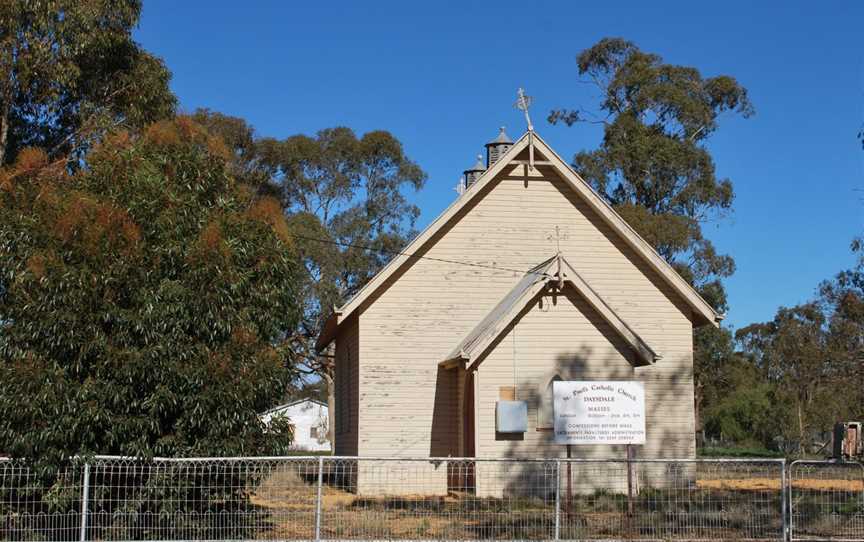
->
xmin=290 ymin=233 xmax=551 ymax=277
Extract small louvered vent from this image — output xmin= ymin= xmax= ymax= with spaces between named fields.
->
xmin=462 ymin=154 xmax=485 ymax=189
xmin=485 ymin=126 xmax=513 ymax=167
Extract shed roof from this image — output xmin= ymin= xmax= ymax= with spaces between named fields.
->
xmin=260 ymin=398 xmax=327 ymax=416
xmin=442 ymin=254 xmax=660 ymax=368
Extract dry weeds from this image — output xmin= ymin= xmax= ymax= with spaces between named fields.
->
xmin=698 ymin=477 xmax=864 ymax=491
xmin=246 ymin=470 xmax=860 ymax=540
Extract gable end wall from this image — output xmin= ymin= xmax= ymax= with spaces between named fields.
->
xmin=356 ymin=164 xmax=696 ymax=458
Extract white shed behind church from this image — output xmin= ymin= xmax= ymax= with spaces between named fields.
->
xmin=260 ymin=399 xmax=331 ymax=452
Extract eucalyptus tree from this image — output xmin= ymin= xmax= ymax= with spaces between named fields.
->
xmin=550 ymin=38 xmax=754 ymax=433
xmin=0 ymin=118 xmax=300 ymax=467
xmin=736 ymin=305 xmax=836 ymax=453
xmin=550 ymin=37 xmax=753 ymax=306
xmin=0 ymin=0 xmax=175 ymax=165
xmin=191 ymin=110 xmax=427 ymax=443
xmin=258 ymin=128 xmax=426 ymax=437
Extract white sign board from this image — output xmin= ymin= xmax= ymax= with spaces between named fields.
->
xmin=553 ymin=381 xmax=646 ymax=445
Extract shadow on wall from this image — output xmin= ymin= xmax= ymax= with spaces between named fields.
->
xmin=430 ymin=366 xmax=459 ymax=457
xmin=425 ymin=279 xmax=697 ymax=497
xmin=498 ymin=347 xmax=696 ymax=498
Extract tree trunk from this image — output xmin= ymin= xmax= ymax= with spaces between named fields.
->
xmin=322 ymin=372 xmax=335 ymax=455
xmin=798 ymin=401 xmax=805 ymax=455
xmin=0 ymin=106 xmax=8 ymax=166
xmin=694 ymin=383 xmax=703 ymax=448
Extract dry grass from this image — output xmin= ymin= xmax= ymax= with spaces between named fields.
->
xmin=697 ymin=477 xmax=781 ymax=491
xmin=698 ymin=477 xmax=864 ymax=491
xmin=245 ymin=469 xmax=859 ymax=540
xmin=791 ymin=478 xmax=864 ymax=491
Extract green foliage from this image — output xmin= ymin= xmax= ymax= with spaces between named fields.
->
xmin=552 ymin=38 xmax=756 ymax=446
xmin=162 ymin=111 xmax=425 ymax=449
xmin=695 ymin=326 xmax=782 ymax=449
xmin=0 ymin=117 xmax=301 ymax=468
xmin=550 ymin=37 xmax=752 ymax=311
xmin=257 ymin=127 xmax=426 ymax=335
xmin=190 ymin=108 xmax=265 ymax=186
xmin=736 ymin=305 xmax=830 ymax=452
xmin=0 ymin=0 xmax=176 ymax=165
xmin=693 ymin=326 xmax=734 ymax=405
xmin=734 ymin=274 xmax=863 ymax=453
xmin=196 ymin=109 xmax=426 ymax=377
xmin=697 ymin=446 xmax=784 ymax=459
xmin=697 ymin=239 xmax=864 ymax=454
xmin=703 ymin=377 xmax=777 ymax=447
xmin=819 ymin=256 xmax=864 ymax=392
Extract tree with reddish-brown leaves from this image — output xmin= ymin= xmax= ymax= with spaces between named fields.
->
xmin=0 ymin=117 xmax=301 ymax=468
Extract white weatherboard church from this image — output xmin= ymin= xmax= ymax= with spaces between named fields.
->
xmin=316 ymin=99 xmax=721 ymax=493
xmin=260 ymin=399 xmax=330 ymax=452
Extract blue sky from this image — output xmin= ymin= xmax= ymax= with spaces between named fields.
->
xmin=135 ymin=1 xmax=863 ymax=330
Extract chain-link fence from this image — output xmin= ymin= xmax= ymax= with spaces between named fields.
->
xmin=0 ymin=455 xmax=860 ymax=541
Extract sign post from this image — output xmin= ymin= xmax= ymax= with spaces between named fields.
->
xmin=626 ymin=444 xmax=634 ymax=516
xmin=553 ymin=381 xmax=646 ymax=525
xmin=566 ymin=444 xmax=572 ymax=516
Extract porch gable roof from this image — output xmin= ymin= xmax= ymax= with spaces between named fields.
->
xmin=442 ymin=254 xmax=661 ymax=368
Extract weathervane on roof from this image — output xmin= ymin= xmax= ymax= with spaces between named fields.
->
xmin=515 ymin=87 xmax=534 ymax=132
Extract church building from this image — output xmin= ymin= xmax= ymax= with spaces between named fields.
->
xmin=316 ymin=123 xmax=721 ymax=491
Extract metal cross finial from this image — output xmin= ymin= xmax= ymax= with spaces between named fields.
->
xmin=515 ymin=87 xmax=534 ymax=132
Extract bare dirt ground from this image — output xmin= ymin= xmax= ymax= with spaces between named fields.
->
xmin=246 ymin=468 xmax=859 ymax=540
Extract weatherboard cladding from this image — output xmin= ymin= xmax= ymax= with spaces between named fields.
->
xmin=319 ymin=130 xmax=720 ymax=352
xmin=476 ymin=287 xmax=639 ymax=459
xmin=446 ymin=256 xmax=555 ymax=362
xmin=330 ymin=151 xmax=697 ymax=460
xmin=333 ymin=314 xmax=358 ymax=456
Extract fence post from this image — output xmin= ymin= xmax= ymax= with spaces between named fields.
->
xmin=781 ymin=459 xmax=789 ymax=542
xmin=554 ymin=459 xmax=561 ymax=540
xmin=314 ymin=456 xmax=324 ymax=541
xmin=79 ymin=461 xmax=90 ymax=542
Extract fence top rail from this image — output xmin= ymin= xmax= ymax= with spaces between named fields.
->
xmin=73 ymin=454 xmax=787 ymax=464
xmin=0 ymin=454 xmax=787 ymax=464
xmin=0 ymin=455 xmax=788 ymax=465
